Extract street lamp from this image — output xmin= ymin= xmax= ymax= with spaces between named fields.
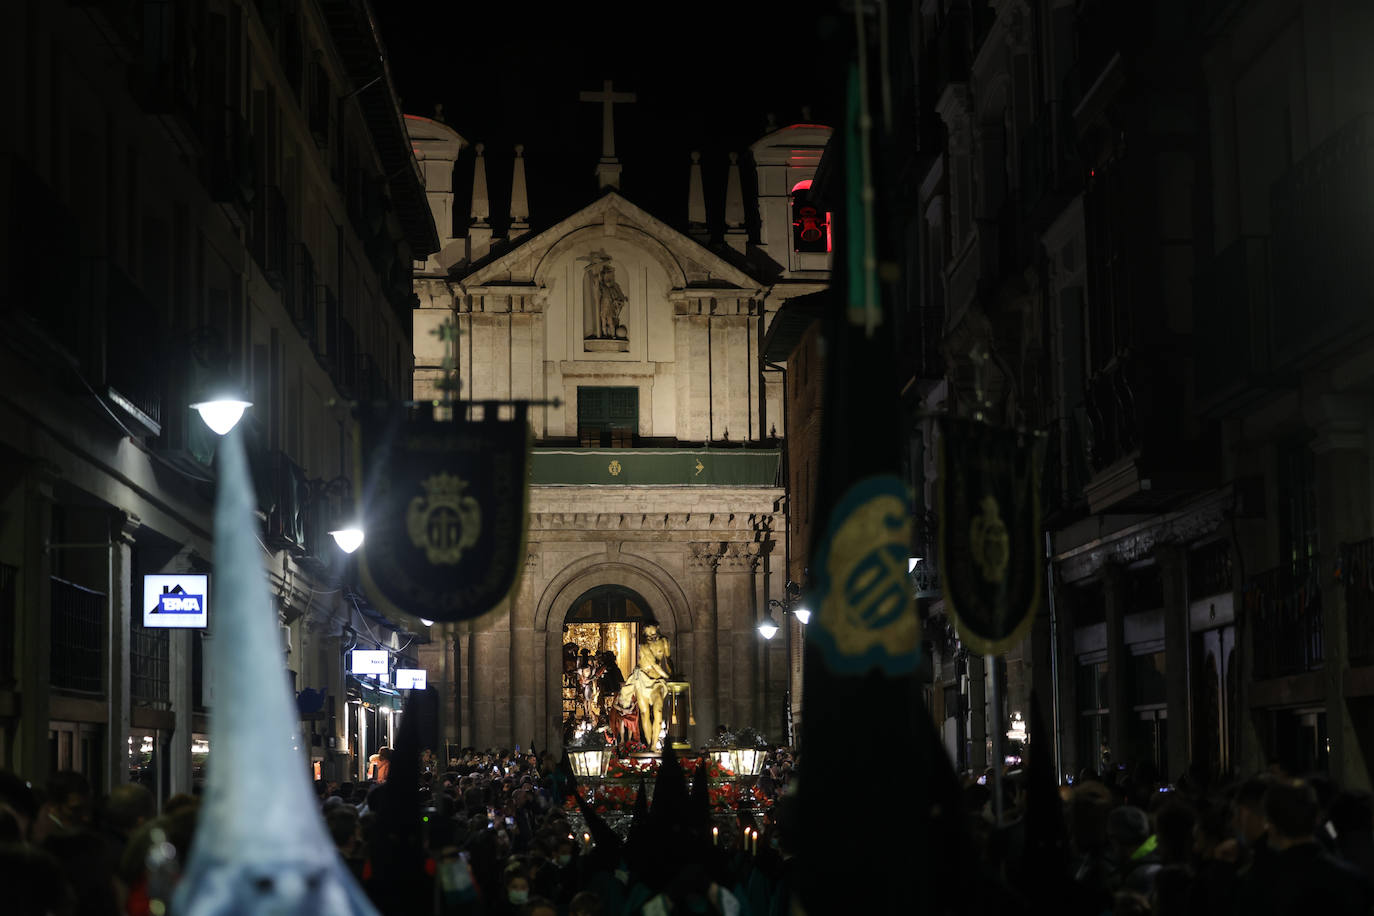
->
xmin=191 ymin=395 xmax=253 ymax=435
xmin=312 ymin=476 xmax=365 ymax=554
xmin=756 ymin=618 xmax=779 ymax=640
xmin=329 ymin=526 xmax=365 ymax=554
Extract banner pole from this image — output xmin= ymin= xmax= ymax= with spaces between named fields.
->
xmin=989 ymin=654 xmax=1004 ymax=828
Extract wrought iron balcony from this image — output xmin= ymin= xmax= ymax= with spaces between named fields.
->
xmin=1270 ymin=113 xmax=1374 ymax=370
xmin=50 ymin=576 xmax=105 ymax=695
xmin=131 ymin=625 xmax=170 ymax=708
xmin=103 ymin=263 xmax=163 ymax=436
xmin=1189 ymin=539 xmax=1234 ymax=600
xmin=1344 ymin=539 xmax=1374 ymax=667
xmin=208 ymin=107 xmax=255 ymax=220
xmin=287 ymin=243 xmax=317 ymax=344
xmin=263 ymin=450 xmax=309 ymax=554
xmin=251 ymin=184 xmax=290 ymax=290
xmin=1247 ymin=558 xmax=1324 ymax=680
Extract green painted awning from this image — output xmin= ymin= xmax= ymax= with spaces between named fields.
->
xmin=530 ymin=449 xmax=781 ymax=487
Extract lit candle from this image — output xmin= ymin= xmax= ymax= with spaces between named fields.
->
xmin=712 ymin=826 xmax=719 ymax=846
xmin=583 ymin=831 xmax=591 ymax=849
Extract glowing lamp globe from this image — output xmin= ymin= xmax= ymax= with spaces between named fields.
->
xmin=329 ymin=527 xmax=365 ymax=554
xmin=191 ymin=399 xmax=252 ymax=435
xmin=757 ymin=620 xmax=779 ymax=640
xmin=793 ymin=607 xmax=812 ymax=625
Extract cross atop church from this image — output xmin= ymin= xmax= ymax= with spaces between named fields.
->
xmin=579 ymin=79 xmax=636 ymax=190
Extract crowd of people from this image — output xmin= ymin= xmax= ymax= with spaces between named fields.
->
xmin=2 ymin=740 xmax=1373 ymax=915
xmin=959 ymin=760 xmax=1374 ymax=916
xmin=0 ymin=743 xmax=798 ymax=915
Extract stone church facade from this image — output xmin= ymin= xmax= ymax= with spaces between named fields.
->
xmin=406 ymin=112 xmax=830 ymax=754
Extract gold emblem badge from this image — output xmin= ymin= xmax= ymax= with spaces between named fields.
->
xmin=406 ymin=473 xmax=481 ymax=565
xmin=608 ymin=460 xmax=622 ymax=476
xmin=969 ymin=494 xmax=1009 ymax=584
xmin=819 ymin=488 xmax=918 ymax=661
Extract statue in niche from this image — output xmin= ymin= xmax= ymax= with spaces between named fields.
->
xmin=580 ymin=250 xmax=629 ymax=342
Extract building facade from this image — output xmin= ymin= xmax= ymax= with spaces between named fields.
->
xmin=409 ymin=116 xmax=831 ymax=754
xmin=0 ymin=0 xmax=435 ymax=796
xmin=894 ymin=0 xmax=1374 ymax=789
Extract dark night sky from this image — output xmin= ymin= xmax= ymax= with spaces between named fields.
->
xmin=372 ymin=2 xmax=849 ymax=238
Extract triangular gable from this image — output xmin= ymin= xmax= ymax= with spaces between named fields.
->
xmin=458 ymin=192 xmax=762 ymax=292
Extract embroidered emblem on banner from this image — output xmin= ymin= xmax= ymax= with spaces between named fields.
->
xmin=406 ymin=473 xmax=481 ymax=565
xmin=810 ymin=475 xmax=920 ymax=675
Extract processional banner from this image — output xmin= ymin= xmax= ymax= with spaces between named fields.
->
xmin=355 ymin=403 xmax=530 ymax=623
xmin=937 ymin=416 xmax=1043 ymax=656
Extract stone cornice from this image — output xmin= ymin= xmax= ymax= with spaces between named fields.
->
xmin=529 ymin=511 xmax=780 ymax=532
xmin=1055 ymin=489 xmax=1232 ymax=583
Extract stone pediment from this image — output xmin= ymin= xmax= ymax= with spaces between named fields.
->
xmin=457 ymin=192 xmax=763 ymax=295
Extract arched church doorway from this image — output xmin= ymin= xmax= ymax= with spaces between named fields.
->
xmin=561 ymin=584 xmax=656 ymax=737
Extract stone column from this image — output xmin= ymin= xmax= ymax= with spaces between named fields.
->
xmin=686 ymin=542 xmax=721 ymax=744
xmin=107 ymin=511 xmax=138 ymax=789
xmin=18 ymin=466 xmax=56 ymax=783
xmin=1159 ymin=546 xmax=1190 ymax=781
xmin=1104 ymin=566 xmax=1131 ymax=768
xmin=510 ymin=552 xmax=540 ymax=752
xmin=717 ymin=543 xmax=760 ymax=731
xmin=1311 ymin=401 xmax=1372 ymax=790
xmin=472 ymin=601 xmax=513 ymax=750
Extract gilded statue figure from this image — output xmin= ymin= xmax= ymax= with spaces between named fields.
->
xmin=617 ymin=623 xmax=672 ymax=749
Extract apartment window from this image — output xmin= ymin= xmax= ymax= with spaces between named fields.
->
xmin=577 ymin=386 xmax=638 ymax=447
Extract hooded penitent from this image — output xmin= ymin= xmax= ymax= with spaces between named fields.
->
xmin=171 ymin=428 xmax=379 ymax=915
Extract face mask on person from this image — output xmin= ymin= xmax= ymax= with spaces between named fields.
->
xmin=508 ymin=889 xmax=529 ymax=906
xmin=557 ymin=854 xmax=573 ymax=867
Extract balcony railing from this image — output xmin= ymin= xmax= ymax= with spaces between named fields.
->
xmin=1247 ymin=558 xmax=1324 ymax=679
xmin=208 ymin=107 xmax=255 ymax=218
xmin=104 ymin=263 xmax=163 ymax=435
xmin=1344 ymin=539 xmax=1374 ymax=666
xmin=264 ymin=450 xmax=309 ymax=553
xmin=288 ymin=243 xmax=316 ymax=344
xmin=1194 ymin=236 xmax=1272 ymax=415
xmin=1270 ymin=114 xmax=1374 ymax=369
xmin=130 ymin=624 xmax=170 ymax=708
xmin=1189 ymin=539 xmax=1234 ymax=600
xmin=50 ymin=577 xmax=105 ymax=694
xmin=1084 ymin=359 xmax=1140 ymax=472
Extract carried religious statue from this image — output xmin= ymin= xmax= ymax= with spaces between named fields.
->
xmin=613 ymin=623 xmax=673 ymax=749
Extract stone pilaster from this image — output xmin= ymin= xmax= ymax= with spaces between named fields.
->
xmin=1159 ymin=546 xmax=1190 ymax=780
xmin=107 ymin=511 xmax=139 ymax=789
xmin=718 ymin=542 xmax=760 ymax=732
xmin=1104 ymin=566 xmax=1130 ymax=768
xmin=511 ymin=551 xmax=541 ymax=752
xmin=686 ymin=541 xmax=722 ymax=744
